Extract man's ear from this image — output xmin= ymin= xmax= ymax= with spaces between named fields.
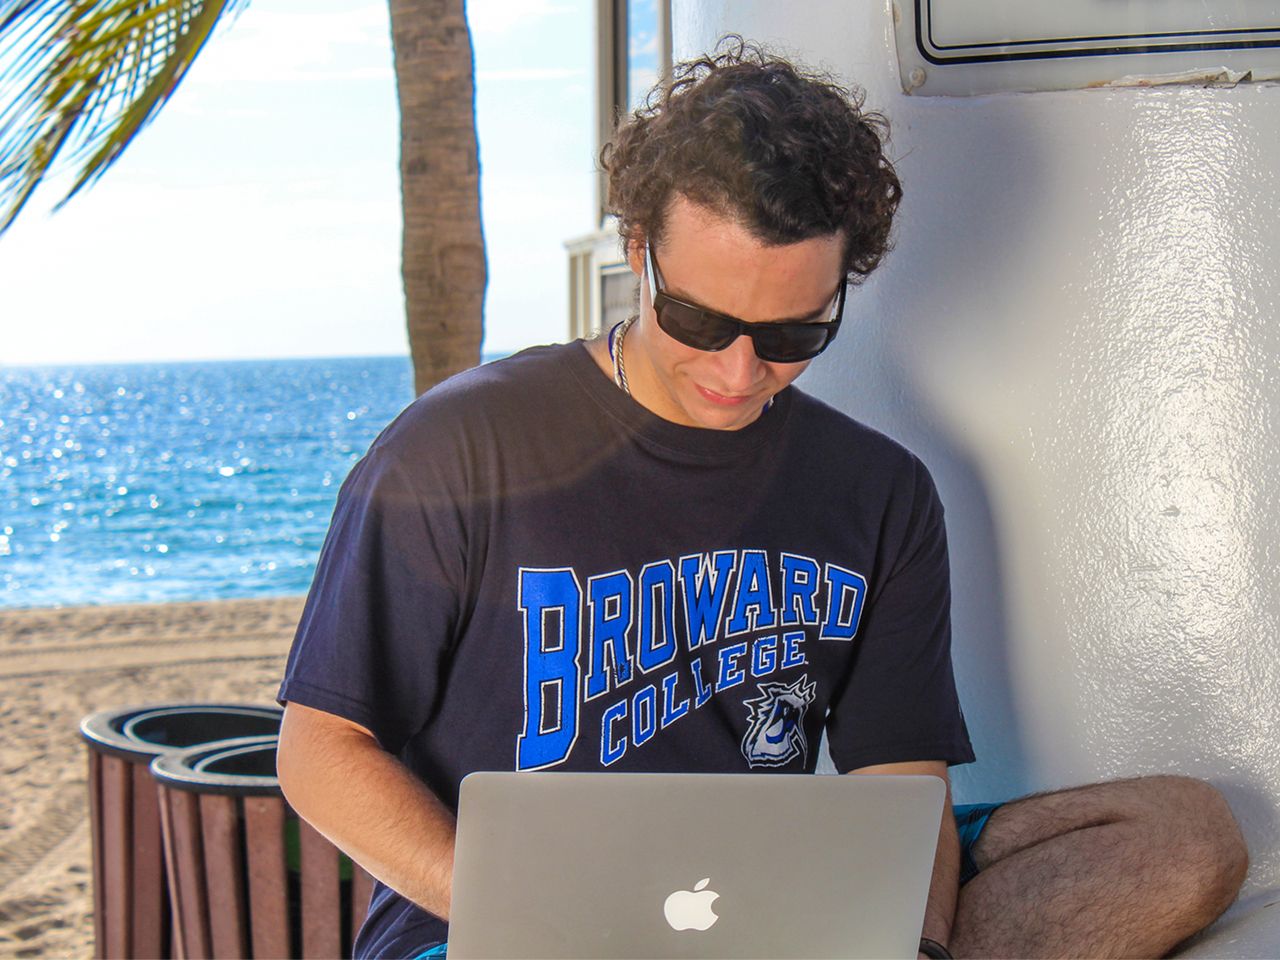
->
xmin=626 ymin=234 xmax=646 ymax=278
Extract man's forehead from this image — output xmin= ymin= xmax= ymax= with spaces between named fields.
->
xmin=652 ymin=215 xmax=845 ymax=324
xmin=657 ymin=195 xmax=758 ymax=247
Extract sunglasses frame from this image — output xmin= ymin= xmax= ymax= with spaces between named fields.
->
xmin=644 ymin=242 xmax=846 ymax=363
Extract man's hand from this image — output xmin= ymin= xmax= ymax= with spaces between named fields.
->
xmin=847 ymin=760 xmax=958 ymax=956
xmin=276 ymin=702 xmax=458 ymax=920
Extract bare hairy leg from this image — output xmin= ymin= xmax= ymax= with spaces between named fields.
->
xmin=950 ymin=775 xmax=1248 ymax=959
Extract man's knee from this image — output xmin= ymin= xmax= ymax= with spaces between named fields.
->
xmin=1126 ymin=775 xmax=1249 ymax=914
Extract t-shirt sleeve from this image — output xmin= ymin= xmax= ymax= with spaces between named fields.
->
xmin=276 ymin=444 xmax=465 ymax=756
xmin=824 ymin=457 xmax=975 ymax=773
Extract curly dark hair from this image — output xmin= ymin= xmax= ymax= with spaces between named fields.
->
xmin=601 ymin=36 xmax=902 ymax=282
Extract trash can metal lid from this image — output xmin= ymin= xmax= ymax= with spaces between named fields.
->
xmin=150 ymin=734 xmax=284 ymax=797
xmin=80 ymin=703 xmax=283 ymax=762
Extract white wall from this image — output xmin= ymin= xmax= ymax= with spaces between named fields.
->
xmin=672 ymin=0 xmax=1280 ymax=897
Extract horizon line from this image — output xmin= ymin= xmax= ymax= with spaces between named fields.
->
xmin=0 ymin=348 xmax=520 ymax=371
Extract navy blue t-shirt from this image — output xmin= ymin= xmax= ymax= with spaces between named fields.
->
xmin=277 ymin=341 xmax=973 ymax=957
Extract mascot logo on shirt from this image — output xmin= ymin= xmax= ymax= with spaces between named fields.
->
xmin=741 ymin=674 xmax=817 ymax=768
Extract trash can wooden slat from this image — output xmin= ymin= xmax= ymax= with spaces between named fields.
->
xmin=87 ymin=750 xmax=108 ymax=956
xmin=200 ymin=792 xmax=249 ymax=959
xmin=102 ymin=753 xmax=133 ymax=959
xmin=130 ymin=760 xmax=166 ymax=959
xmin=168 ymin=788 xmax=212 ymax=960
xmin=244 ymin=797 xmax=290 ymax=960
xmin=156 ymin=779 xmax=180 ymax=958
xmin=300 ymin=820 xmax=343 ymax=959
xmin=351 ymin=864 xmax=374 ymax=949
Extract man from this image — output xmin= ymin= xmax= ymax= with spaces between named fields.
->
xmin=276 ymin=40 xmax=1247 ymax=958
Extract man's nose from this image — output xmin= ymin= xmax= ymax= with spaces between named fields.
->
xmin=714 ymin=333 xmax=764 ymax=390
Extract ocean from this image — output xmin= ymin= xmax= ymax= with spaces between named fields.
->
xmin=0 ymin=354 xmax=504 ymax=610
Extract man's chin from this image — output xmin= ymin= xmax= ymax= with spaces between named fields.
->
xmin=686 ymin=400 xmax=767 ymax=431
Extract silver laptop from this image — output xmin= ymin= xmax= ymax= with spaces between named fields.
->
xmin=448 ymin=772 xmax=944 ymax=959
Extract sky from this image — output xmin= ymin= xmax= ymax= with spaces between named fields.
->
xmin=0 ymin=0 xmax=596 ymax=365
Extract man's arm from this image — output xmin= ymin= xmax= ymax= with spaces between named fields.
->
xmin=276 ymin=701 xmax=457 ymax=920
xmin=848 ymin=760 xmax=958 ymax=953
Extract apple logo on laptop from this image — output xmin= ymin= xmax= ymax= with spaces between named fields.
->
xmin=663 ymin=877 xmax=720 ymax=931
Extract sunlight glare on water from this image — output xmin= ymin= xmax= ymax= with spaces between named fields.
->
xmin=0 ymin=355 xmax=433 ymax=608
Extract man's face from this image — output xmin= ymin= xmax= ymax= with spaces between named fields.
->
xmin=624 ymin=195 xmax=846 ymax=431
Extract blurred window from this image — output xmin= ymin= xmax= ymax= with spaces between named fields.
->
xmin=601 ymin=263 xmax=639 ymax=333
xmin=627 ymin=0 xmax=660 ymax=111
xmin=595 ymin=0 xmax=671 ymax=225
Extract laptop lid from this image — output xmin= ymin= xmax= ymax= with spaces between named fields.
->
xmin=448 ymin=771 xmax=944 ymax=959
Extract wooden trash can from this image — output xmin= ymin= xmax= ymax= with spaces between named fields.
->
xmin=80 ymin=703 xmax=284 ymax=959
xmin=151 ymin=734 xmax=375 ymax=959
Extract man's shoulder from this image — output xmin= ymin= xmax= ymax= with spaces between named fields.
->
xmin=785 ymin=390 xmax=948 ymax=554
xmin=372 ymin=341 xmax=586 ymax=456
xmin=786 ymin=387 xmax=926 ymax=475
xmin=409 ymin=341 xmax=581 ymax=413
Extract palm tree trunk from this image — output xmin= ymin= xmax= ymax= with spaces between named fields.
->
xmin=389 ymin=0 xmax=487 ymax=397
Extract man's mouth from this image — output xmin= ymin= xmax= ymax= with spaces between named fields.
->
xmin=695 ymin=385 xmax=755 ymax=406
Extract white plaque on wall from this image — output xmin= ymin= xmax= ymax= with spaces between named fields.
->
xmin=893 ymin=0 xmax=1280 ymax=95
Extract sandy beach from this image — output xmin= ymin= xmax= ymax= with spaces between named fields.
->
xmin=0 ymin=596 xmax=304 ymax=959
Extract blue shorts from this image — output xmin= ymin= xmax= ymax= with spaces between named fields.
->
xmin=408 ymin=802 xmax=1004 ymax=960
xmin=953 ymin=801 xmax=1001 ymax=885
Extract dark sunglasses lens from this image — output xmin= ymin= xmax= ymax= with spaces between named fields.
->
xmin=752 ymin=324 xmax=832 ymax=363
xmin=655 ymin=300 xmax=738 ymax=350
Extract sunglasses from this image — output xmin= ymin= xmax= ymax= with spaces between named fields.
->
xmin=645 ymin=242 xmax=846 ymax=363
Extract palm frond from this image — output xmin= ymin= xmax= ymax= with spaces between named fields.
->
xmin=0 ymin=0 xmax=248 ymax=236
